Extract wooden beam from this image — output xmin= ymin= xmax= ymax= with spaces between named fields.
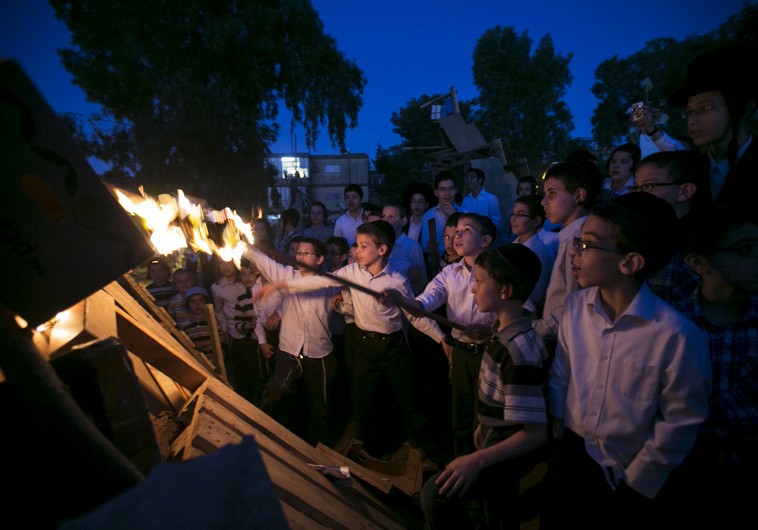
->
xmin=104 ymin=279 xmax=218 ymax=375
xmin=205 ymin=303 xmax=227 ymax=383
xmin=114 ymin=306 xmax=209 ymax=391
xmin=183 ymin=394 xmax=408 ymax=529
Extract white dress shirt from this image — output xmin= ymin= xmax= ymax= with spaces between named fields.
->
xmin=333 ymin=209 xmax=364 ymax=245
xmin=461 ymin=188 xmax=501 ymax=230
xmin=518 ymin=232 xmax=556 ymax=313
xmin=548 ymin=284 xmax=711 ymax=498
xmin=251 ymin=277 xmax=283 ymax=345
xmin=211 ymin=276 xmax=247 ymax=339
xmin=420 ymin=205 xmax=460 ymax=256
xmin=389 ymin=232 xmax=428 ymax=294
xmin=415 ymin=259 xmax=497 ymax=341
xmin=283 ymin=262 xmax=446 ymax=343
xmin=246 ymin=247 xmax=333 ymax=359
xmin=533 ymin=215 xmax=587 ymax=339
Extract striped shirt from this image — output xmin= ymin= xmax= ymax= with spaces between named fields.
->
xmin=183 ymin=317 xmax=219 ymax=370
xmin=478 ymin=316 xmax=548 ymax=430
xmin=147 ymin=282 xmax=177 ymax=310
xmin=233 ymin=287 xmax=256 ymax=338
xmin=167 ymin=292 xmax=190 ymax=327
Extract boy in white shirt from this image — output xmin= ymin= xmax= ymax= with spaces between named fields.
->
xmin=245 ymin=237 xmax=337 ymax=446
xmin=390 ymin=213 xmax=498 ymax=459
xmin=382 ymin=200 xmax=428 ymax=295
xmin=544 ymin=193 xmax=711 ymax=529
xmin=253 ymin=221 xmax=448 ymax=463
xmin=534 ymin=157 xmax=602 ymax=355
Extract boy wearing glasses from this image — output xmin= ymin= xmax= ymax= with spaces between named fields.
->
xmin=672 ymin=205 xmax=758 ymax=528
xmin=510 ymin=194 xmax=555 ymax=317
xmin=667 ymin=45 xmax=758 ymax=209
xmin=252 ymin=221 xmax=450 ymax=465
xmin=421 ymin=172 xmax=461 ymax=263
xmin=544 ymin=193 xmax=711 ymax=529
xmin=632 ymin=150 xmax=709 ymax=304
xmin=245 ymin=237 xmax=338 ymax=446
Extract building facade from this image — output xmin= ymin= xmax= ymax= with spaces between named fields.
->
xmin=266 ymin=153 xmax=371 ymax=223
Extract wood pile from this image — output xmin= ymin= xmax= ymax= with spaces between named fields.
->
xmin=1 ymin=271 xmax=427 ymax=529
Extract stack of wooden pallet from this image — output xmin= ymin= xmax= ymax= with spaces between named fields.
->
xmin=3 ymin=272 xmax=427 ymax=528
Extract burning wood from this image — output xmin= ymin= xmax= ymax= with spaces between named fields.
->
xmin=115 ymin=186 xmax=254 ymax=268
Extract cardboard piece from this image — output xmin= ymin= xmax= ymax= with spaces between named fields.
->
xmin=0 ymin=59 xmax=153 ymax=327
xmin=60 ymin=436 xmax=288 ymax=530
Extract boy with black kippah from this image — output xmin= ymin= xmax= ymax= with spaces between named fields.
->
xmin=543 ymin=193 xmax=712 ymax=529
xmin=420 ymin=243 xmax=548 ymax=530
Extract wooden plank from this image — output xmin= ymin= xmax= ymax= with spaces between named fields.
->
xmin=104 ymin=279 xmax=218 ymax=374
xmin=280 ymin=502 xmax=329 ymax=530
xmin=316 ymin=444 xmax=393 ymax=494
xmin=48 ymin=290 xmax=118 ymax=358
xmin=179 ymin=382 xmax=421 ymax=529
xmin=169 ymin=426 xmax=192 ymax=460
xmin=190 ymin=378 xmax=318 ymax=462
xmin=115 ymin=306 xmax=209 ymax=391
xmin=205 ymin=303 xmax=227 ymax=382
xmin=188 ymin=410 xmax=379 ymax=530
xmin=129 ymin=353 xmax=190 ymax=413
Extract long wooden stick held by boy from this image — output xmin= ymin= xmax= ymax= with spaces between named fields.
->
xmin=250 ymin=242 xmax=466 ymax=331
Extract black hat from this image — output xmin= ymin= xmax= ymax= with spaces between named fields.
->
xmin=667 ymin=46 xmax=758 ymax=107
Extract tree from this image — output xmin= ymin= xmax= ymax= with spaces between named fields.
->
xmin=470 ymin=27 xmax=573 ymax=176
xmin=590 ymin=3 xmax=758 ymax=158
xmin=50 ymin=0 xmax=366 ymax=212
xmin=373 ymin=94 xmax=483 ymax=204
xmin=373 ymin=94 xmax=444 ymax=202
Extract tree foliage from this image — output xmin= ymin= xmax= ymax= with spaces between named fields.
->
xmin=373 ymin=95 xmax=476 ymax=203
xmin=590 ymin=3 xmax=758 ymax=157
xmin=470 ymin=27 xmax=573 ymax=173
xmin=50 ymin=0 xmax=366 ymax=212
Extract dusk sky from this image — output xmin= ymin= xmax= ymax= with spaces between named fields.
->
xmin=1 ymin=0 xmax=751 ymax=165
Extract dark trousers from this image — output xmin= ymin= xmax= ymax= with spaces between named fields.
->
xmin=541 ymin=428 xmax=661 ymax=530
xmin=420 ymin=442 xmax=542 ymax=530
xmin=450 ymin=346 xmax=483 ymax=457
xmin=228 ymin=335 xmax=270 ymax=406
xmin=352 ymin=329 xmax=429 ymax=456
xmin=656 ymin=435 xmax=758 ymax=528
xmin=342 ymin=322 xmax=360 ymax=414
xmin=261 ymin=349 xmax=336 ymax=446
xmin=407 ymin=325 xmax=452 ymax=462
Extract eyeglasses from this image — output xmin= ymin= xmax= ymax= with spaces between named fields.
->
xmin=572 ymin=237 xmax=621 ymax=254
xmin=509 ymin=212 xmax=533 ymax=219
xmin=681 ymin=103 xmax=726 ymax=120
xmin=627 ymin=182 xmax=680 ymax=193
xmin=295 ymin=251 xmax=317 ymax=257
xmin=410 ymin=199 xmax=427 ymax=205
xmin=715 ymin=240 xmax=758 ymax=258
xmin=437 ymin=185 xmax=456 ymax=192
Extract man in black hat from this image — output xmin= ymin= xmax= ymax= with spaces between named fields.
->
xmin=667 ymin=45 xmax=758 ymax=209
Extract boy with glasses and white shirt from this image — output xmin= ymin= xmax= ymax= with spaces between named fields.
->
xmin=245 ymin=237 xmax=337 ymax=446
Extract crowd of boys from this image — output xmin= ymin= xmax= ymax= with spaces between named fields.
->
xmin=140 ymin=46 xmax=755 ymax=529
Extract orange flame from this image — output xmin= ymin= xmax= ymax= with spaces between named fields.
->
xmin=115 ymin=187 xmax=254 ymax=268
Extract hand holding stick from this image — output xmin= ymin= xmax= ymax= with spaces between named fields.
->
xmin=249 ymin=243 xmax=466 ymax=331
